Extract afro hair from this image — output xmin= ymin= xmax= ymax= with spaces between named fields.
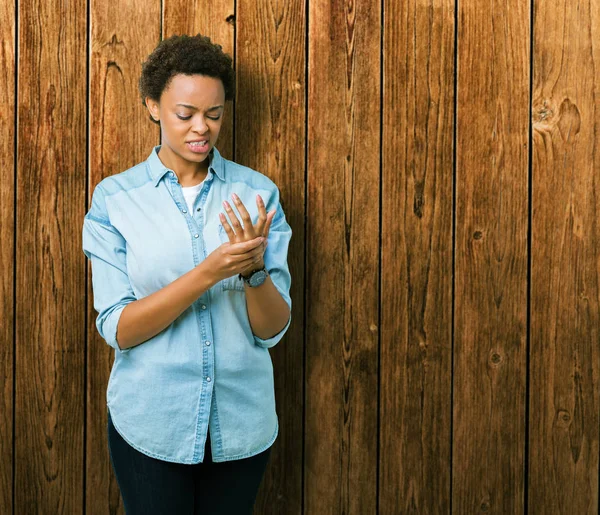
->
xmin=138 ymin=33 xmax=235 ymax=125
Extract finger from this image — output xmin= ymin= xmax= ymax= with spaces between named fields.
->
xmin=218 ymin=213 xmax=236 ymax=242
xmin=241 ymin=255 xmax=265 ymax=275
xmin=238 ymin=255 xmax=260 ymax=271
xmin=252 ymin=243 xmax=265 ymax=256
xmin=231 ymin=193 xmax=257 ymax=239
xmin=239 ymin=256 xmax=256 ymax=268
xmin=222 ymin=200 xmax=244 ymax=237
xmin=227 ymin=236 xmax=265 ymax=255
xmin=255 ymin=195 xmax=268 ymax=234
xmin=263 ymin=209 xmax=276 ymax=237
xmin=241 ymin=254 xmax=263 ymax=272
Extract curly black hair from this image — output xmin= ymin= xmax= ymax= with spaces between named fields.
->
xmin=138 ymin=33 xmax=235 ymax=125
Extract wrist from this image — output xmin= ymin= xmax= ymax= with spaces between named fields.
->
xmin=195 ymin=261 xmax=220 ymax=289
xmin=240 ymin=265 xmax=269 ymax=288
xmin=242 ymin=260 xmax=265 ymax=279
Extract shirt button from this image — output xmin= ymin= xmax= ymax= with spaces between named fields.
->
xmin=194 ymin=234 xmax=199 ymax=238
xmin=205 ymin=340 xmax=211 ymax=346
xmin=196 ymin=207 xmax=201 ymax=212
xmin=206 ymin=376 xmax=211 ymax=382
xmin=201 ymin=304 xmax=207 ymax=310
xmin=182 ymin=209 xmax=187 ymax=213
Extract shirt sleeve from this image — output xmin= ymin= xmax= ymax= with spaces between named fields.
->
xmin=82 ymin=183 xmax=137 ymax=353
xmin=253 ymin=188 xmax=292 ymax=349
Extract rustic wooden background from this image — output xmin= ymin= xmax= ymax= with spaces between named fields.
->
xmin=1 ymin=0 xmax=599 ymax=513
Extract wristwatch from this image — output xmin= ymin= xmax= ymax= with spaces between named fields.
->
xmin=239 ymin=266 xmax=269 ymax=287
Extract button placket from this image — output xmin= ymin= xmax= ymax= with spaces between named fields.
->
xmin=162 ymin=166 xmax=218 ymax=462
xmin=193 ymin=183 xmax=215 ymax=412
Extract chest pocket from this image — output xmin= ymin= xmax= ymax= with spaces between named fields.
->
xmin=218 ymin=225 xmax=246 ymax=292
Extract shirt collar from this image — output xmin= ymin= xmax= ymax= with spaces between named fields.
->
xmin=147 ymin=144 xmax=225 ymax=187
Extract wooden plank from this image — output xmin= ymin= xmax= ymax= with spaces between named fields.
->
xmin=453 ymin=0 xmax=529 ymax=512
xmin=305 ymin=1 xmax=380 ymax=513
xmin=529 ymin=0 xmax=600 ymax=510
xmin=234 ymin=1 xmax=306 ymax=512
xmin=379 ymin=0 xmax=455 ymax=511
xmin=15 ymin=0 xmax=87 ymax=512
xmin=86 ymin=1 xmax=161 ymax=512
xmin=0 ymin=0 xmax=15 ymax=511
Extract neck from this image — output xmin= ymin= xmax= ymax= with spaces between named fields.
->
xmin=158 ymin=145 xmax=210 ymax=185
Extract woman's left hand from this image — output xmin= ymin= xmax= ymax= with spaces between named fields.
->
xmin=219 ymin=193 xmax=276 ymax=274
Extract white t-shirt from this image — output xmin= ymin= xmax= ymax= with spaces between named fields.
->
xmin=181 ymin=180 xmax=204 ymax=213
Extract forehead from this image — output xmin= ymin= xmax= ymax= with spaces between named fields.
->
xmin=162 ymin=74 xmax=225 ymax=105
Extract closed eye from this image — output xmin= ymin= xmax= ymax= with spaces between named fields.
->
xmin=177 ymin=115 xmax=221 ymax=121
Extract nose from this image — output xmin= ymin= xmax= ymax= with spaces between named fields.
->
xmin=191 ymin=117 xmax=210 ymax=134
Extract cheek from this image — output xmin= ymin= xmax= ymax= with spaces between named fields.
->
xmin=163 ymin=119 xmax=188 ymax=138
xmin=211 ymin=121 xmax=224 ymax=136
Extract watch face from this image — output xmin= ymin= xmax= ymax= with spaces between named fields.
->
xmin=249 ymin=270 xmax=268 ymax=287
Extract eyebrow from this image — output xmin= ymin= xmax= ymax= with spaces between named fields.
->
xmin=176 ymin=103 xmax=224 ymax=111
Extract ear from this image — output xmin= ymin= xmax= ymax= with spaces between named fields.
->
xmin=145 ymin=97 xmax=160 ymax=121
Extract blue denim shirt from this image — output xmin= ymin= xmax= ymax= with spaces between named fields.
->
xmin=82 ymin=144 xmax=292 ymax=463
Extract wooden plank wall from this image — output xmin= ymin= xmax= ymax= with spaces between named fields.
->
xmin=2 ymin=0 xmax=599 ymax=513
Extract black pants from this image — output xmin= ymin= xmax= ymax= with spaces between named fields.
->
xmin=107 ymin=408 xmax=272 ymax=514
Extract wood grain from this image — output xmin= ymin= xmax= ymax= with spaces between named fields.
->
xmin=0 ymin=0 xmax=15 ymax=512
xmin=235 ymin=0 xmax=306 ymax=512
xmin=6 ymin=0 xmax=600 ymax=512
xmin=306 ymin=1 xmax=380 ymax=513
xmin=453 ymin=0 xmax=530 ymax=512
xmin=15 ymin=0 xmax=87 ymax=512
xmin=380 ymin=0 xmax=455 ymax=512
xmin=529 ymin=0 xmax=600 ymax=511
xmin=87 ymin=1 xmax=161 ymax=513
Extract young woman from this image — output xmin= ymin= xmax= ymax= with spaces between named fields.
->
xmin=82 ymin=34 xmax=292 ymax=514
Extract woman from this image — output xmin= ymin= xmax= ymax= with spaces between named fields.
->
xmin=82 ymin=34 xmax=292 ymax=514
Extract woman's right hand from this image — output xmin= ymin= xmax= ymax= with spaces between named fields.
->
xmin=201 ymin=236 xmax=267 ymax=284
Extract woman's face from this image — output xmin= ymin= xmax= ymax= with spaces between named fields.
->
xmin=146 ymin=73 xmax=226 ymax=169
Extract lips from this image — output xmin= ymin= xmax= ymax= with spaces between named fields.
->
xmin=186 ymin=140 xmax=210 ymax=153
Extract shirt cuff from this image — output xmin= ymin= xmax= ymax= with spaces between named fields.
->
xmin=253 ymin=312 xmax=292 ymax=349
xmin=101 ymin=304 xmax=132 ymax=354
